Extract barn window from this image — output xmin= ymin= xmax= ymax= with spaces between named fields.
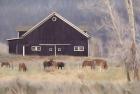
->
xmin=31 ymin=46 xmax=41 ymax=51
xmin=58 ymin=48 xmax=62 ymax=51
xmin=49 ymin=48 xmax=53 ymax=51
xmin=52 ymin=17 xmax=57 ymax=21
xmin=74 ymin=46 xmax=84 ymax=51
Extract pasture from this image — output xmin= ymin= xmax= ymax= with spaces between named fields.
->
xmin=0 ymin=55 xmax=139 ymax=94
xmin=0 ymin=55 xmax=126 ymax=82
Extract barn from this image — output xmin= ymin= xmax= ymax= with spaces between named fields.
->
xmin=7 ymin=12 xmax=90 ymax=56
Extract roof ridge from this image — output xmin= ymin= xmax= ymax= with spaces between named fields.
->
xmin=21 ymin=12 xmax=89 ymax=38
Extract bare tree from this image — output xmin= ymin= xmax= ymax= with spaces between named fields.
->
xmin=102 ymin=0 xmax=139 ymax=81
xmin=104 ymin=0 xmax=124 ymax=45
xmin=124 ymin=0 xmax=139 ymax=81
xmin=102 ymin=0 xmax=130 ymax=57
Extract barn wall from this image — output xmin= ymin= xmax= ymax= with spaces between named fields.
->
xmin=8 ymin=39 xmax=23 ymax=55
xmin=21 ymin=15 xmax=88 ymax=56
xmin=9 ymin=15 xmax=89 ymax=56
xmin=19 ymin=31 xmax=26 ymax=37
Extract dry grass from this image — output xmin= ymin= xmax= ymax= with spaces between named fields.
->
xmin=0 ymin=55 xmax=139 ymax=94
xmin=0 ymin=55 xmax=126 ymax=82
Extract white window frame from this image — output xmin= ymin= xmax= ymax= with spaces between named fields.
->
xmin=49 ymin=48 xmax=53 ymax=51
xmin=58 ymin=48 xmax=62 ymax=51
xmin=74 ymin=46 xmax=84 ymax=51
xmin=31 ymin=46 xmax=41 ymax=52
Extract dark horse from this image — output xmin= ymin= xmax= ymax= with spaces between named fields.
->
xmin=82 ymin=60 xmax=95 ymax=69
xmin=56 ymin=62 xmax=65 ymax=70
xmin=43 ymin=60 xmax=54 ymax=70
xmin=1 ymin=62 xmax=10 ymax=68
xmin=19 ymin=63 xmax=27 ymax=72
xmin=43 ymin=60 xmax=65 ymax=70
xmin=93 ymin=59 xmax=108 ymax=70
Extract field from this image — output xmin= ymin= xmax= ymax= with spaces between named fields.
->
xmin=0 ymin=55 xmax=140 ymax=94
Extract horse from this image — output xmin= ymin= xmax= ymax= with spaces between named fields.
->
xmin=82 ymin=60 xmax=95 ymax=69
xmin=43 ymin=60 xmax=65 ymax=70
xmin=56 ymin=62 xmax=65 ymax=70
xmin=93 ymin=59 xmax=108 ymax=70
xmin=19 ymin=63 xmax=27 ymax=72
xmin=43 ymin=59 xmax=55 ymax=70
xmin=1 ymin=62 xmax=10 ymax=68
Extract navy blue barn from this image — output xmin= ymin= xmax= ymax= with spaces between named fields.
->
xmin=7 ymin=12 xmax=90 ymax=56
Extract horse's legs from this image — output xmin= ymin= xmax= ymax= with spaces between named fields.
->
xmin=1 ymin=64 xmax=3 ymax=67
xmin=25 ymin=68 xmax=27 ymax=72
xmin=91 ymin=66 xmax=93 ymax=69
xmin=100 ymin=67 xmax=102 ymax=72
xmin=100 ymin=65 xmax=103 ymax=72
xmin=93 ymin=64 xmax=95 ymax=69
xmin=24 ymin=68 xmax=27 ymax=72
xmin=8 ymin=64 xmax=10 ymax=68
xmin=82 ymin=64 xmax=85 ymax=68
xmin=11 ymin=64 xmax=14 ymax=70
xmin=91 ymin=65 xmax=95 ymax=70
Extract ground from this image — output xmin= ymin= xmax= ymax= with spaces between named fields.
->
xmin=0 ymin=55 xmax=139 ymax=94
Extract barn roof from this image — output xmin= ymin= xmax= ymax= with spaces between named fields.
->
xmin=21 ymin=12 xmax=90 ymax=38
xmin=16 ymin=26 xmax=33 ymax=32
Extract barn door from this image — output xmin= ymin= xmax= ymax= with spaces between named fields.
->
xmin=56 ymin=45 xmax=70 ymax=55
xmin=56 ymin=45 xmax=63 ymax=55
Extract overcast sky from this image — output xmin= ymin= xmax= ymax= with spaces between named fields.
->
xmin=0 ymin=0 xmax=136 ymax=43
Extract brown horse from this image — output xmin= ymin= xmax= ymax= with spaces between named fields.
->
xmin=43 ymin=59 xmax=55 ymax=70
xmin=82 ymin=60 xmax=95 ymax=69
xmin=19 ymin=63 xmax=27 ymax=72
xmin=43 ymin=60 xmax=65 ymax=70
xmin=93 ymin=59 xmax=108 ymax=70
xmin=1 ymin=62 xmax=10 ymax=68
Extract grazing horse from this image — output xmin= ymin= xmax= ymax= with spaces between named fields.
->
xmin=93 ymin=59 xmax=108 ymax=70
xmin=56 ymin=62 xmax=65 ymax=70
xmin=1 ymin=62 xmax=10 ymax=68
xmin=43 ymin=60 xmax=65 ymax=70
xmin=43 ymin=59 xmax=54 ymax=70
xmin=19 ymin=63 xmax=27 ymax=72
xmin=82 ymin=60 xmax=95 ymax=69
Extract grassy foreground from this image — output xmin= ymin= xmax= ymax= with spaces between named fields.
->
xmin=0 ymin=55 xmax=139 ymax=94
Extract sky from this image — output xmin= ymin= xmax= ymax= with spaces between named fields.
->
xmin=0 ymin=0 xmax=139 ymax=44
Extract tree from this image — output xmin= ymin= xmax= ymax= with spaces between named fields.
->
xmin=124 ymin=0 xmax=139 ymax=81
xmin=103 ymin=0 xmax=139 ymax=81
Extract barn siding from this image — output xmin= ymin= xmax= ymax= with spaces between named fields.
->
xmin=24 ymin=16 xmax=88 ymax=44
xmin=8 ymin=39 xmax=23 ymax=55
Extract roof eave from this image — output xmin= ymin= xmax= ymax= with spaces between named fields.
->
xmin=6 ymin=38 xmax=21 ymax=41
